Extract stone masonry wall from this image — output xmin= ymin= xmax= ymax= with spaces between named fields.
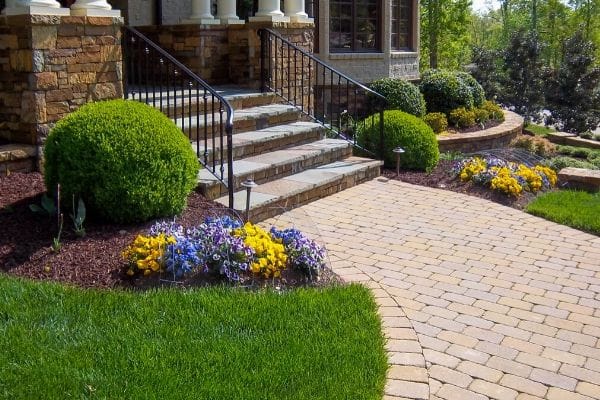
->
xmin=0 ymin=15 xmax=123 ymax=149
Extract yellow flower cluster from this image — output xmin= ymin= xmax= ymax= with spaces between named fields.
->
xmin=534 ymin=165 xmax=557 ymax=186
xmin=490 ymin=167 xmax=523 ymax=196
xmin=236 ymin=223 xmax=287 ymax=278
xmin=516 ymin=164 xmax=543 ymax=192
xmin=459 ymin=157 xmax=486 ymax=181
xmin=122 ymin=234 xmax=175 ymax=276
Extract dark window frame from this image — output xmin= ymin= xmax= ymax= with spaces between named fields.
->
xmin=329 ymin=0 xmax=382 ymax=53
xmin=390 ymin=0 xmax=413 ymax=51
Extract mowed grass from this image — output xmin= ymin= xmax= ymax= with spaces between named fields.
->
xmin=525 ymin=124 xmax=556 ymax=137
xmin=526 ymin=190 xmax=600 ymax=235
xmin=0 ymin=276 xmax=387 ymax=400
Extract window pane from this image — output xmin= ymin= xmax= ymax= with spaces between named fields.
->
xmin=391 ymin=0 xmax=411 ymax=50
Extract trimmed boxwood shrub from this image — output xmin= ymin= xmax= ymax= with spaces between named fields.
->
xmin=481 ymin=100 xmax=505 ymax=121
xmin=370 ymin=78 xmax=426 ymax=117
xmin=449 ymin=107 xmax=476 ymax=128
xmin=44 ymin=99 xmax=200 ymax=223
xmin=422 ymin=112 xmax=448 ymax=134
xmin=419 ymin=70 xmax=485 ymax=115
xmin=357 ymin=110 xmax=439 ymax=172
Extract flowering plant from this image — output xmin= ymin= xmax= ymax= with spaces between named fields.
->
xmin=270 ymin=227 xmax=326 ymax=280
xmin=122 ymin=233 xmax=175 ymax=276
xmin=235 ymin=223 xmax=287 ymax=278
xmin=454 ymin=156 xmax=557 ymax=196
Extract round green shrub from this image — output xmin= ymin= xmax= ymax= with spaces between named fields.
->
xmin=44 ymin=99 xmax=200 ymax=223
xmin=419 ymin=70 xmax=486 ymax=115
xmin=422 ymin=112 xmax=448 ymax=134
xmin=456 ymin=72 xmax=485 ymax=107
xmin=449 ymin=107 xmax=476 ymax=128
xmin=357 ymin=110 xmax=439 ymax=172
xmin=474 ymin=108 xmax=490 ymax=124
xmin=370 ymin=78 xmax=426 ymax=117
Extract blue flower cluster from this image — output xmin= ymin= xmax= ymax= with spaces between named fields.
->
xmin=270 ymin=227 xmax=326 ymax=280
xmin=149 ymin=216 xmax=253 ymax=280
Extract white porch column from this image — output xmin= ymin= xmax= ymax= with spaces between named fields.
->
xmin=249 ymin=0 xmax=290 ymax=22
xmin=183 ymin=0 xmax=219 ymax=24
xmin=70 ymin=0 xmax=121 ymax=16
xmin=216 ymin=0 xmax=243 ymax=24
xmin=2 ymin=0 xmax=69 ymax=15
xmin=284 ymin=0 xmax=313 ymax=22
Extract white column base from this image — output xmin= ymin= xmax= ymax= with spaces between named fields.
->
xmin=219 ymin=17 xmax=244 ymax=24
xmin=182 ymin=17 xmax=221 ymax=24
xmin=70 ymin=8 xmax=121 ymax=16
xmin=289 ymin=15 xmax=313 ymax=23
xmin=2 ymin=5 xmax=69 ymax=15
xmin=249 ymin=15 xmax=290 ymax=22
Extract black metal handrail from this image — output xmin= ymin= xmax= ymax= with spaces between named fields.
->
xmin=122 ymin=26 xmax=234 ymax=208
xmin=258 ymin=28 xmax=386 ymax=159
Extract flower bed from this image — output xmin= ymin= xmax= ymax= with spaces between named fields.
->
xmin=123 ymin=216 xmax=327 ymax=284
xmin=454 ymin=156 xmax=557 ymax=196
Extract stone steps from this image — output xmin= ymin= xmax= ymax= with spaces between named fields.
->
xmin=176 ymin=103 xmax=302 ymax=139
xmin=191 ymin=121 xmax=325 ymax=163
xmin=213 ymin=157 xmax=383 ymax=222
xmin=0 ymin=144 xmax=37 ymax=175
xmin=198 ymin=138 xmax=353 ymax=199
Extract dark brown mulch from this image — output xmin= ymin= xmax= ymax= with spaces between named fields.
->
xmin=383 ymin=160 xmax=535 ymax=210
xmin=0 ymin=172 xmax=339 ymax=290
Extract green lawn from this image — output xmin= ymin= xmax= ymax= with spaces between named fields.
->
xmin=526 ymin=190 xmax=600 ymax=235
xmin=0 ymin=276 xmax=387 ymax=400
xmin=525 ymin=124 xmax=556 ymax=137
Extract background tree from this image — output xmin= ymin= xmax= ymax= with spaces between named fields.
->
xmin=545 ymin=31 xmax=600 ymax=133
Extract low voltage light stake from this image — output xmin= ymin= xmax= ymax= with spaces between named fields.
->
xmin=241 ymin=179 xmax=258 ymax=222
xmin=393 ymin=147 xmax=405 ymax=178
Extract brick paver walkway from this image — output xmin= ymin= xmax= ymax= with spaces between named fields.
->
xmin=265 ymin=178 xmax=600 ymax=400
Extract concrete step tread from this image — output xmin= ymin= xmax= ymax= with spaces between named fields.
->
xmin=191 ymin=121 xmax=325 ymax=154
xmin=174 ymin=103 xmax=298 ymax=128
xmin=214 ymin=156 xmax=383 ymax=210
xmin=197 ymin=138 xmax=352 ymax=185
xmin=0 ymin=144 xmax=37 ymax=162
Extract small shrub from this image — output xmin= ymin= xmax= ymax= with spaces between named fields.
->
xmin=580 ymin=131 xmax=594 ymax=139
xmin=449 ymin=107 xmax=476 ymax=128
xmin=474 ymin=108 xmax=490 ymax=125
xmin=556 ymin=145 xmax=592 ymax=159
xmin=357 ymin=110 xmax=439 ymax=172
xmin=481 ymin=100 xmax=505 ymax=121
xmin=423 ymin=112 xmax=448 ymax=134
xmin=548 ymin=156 xmax=599 ymax=171
xmin=594 ymin=133 xmax=600 ymax=142
xmin=419 ymin=70 xmax=485 ymax=115
xmin=44 ymin=100 xmax=200 ymax=223
xmin=370 ymin=78 xmax=426 ymax=117
xmin=511 ymin=135 xmax=556 ymax=157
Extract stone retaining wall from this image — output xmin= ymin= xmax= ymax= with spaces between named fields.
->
xmin=0 ymin=14 xmax=123 ymax=154
xmin=437 ymin=111 xmax=523 ymax=153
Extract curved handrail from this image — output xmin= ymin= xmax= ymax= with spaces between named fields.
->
xmin=123 ymin=26 xmax=235 ymax=208
xmin=258 ymin=28 xmax=387 ymax=160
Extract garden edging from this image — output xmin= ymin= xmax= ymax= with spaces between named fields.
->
xmin=437 ymin=111 xmax=523 ymax=153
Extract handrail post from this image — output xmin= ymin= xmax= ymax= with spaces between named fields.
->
xmin=227 ymin=123 xmax=234 ymax=209
xmin=259 ymin=29 xmax=266 ymax=93
xmin=379 ymin=107 xmax=385 ymax=162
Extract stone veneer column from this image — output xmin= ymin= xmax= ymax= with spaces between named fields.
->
xmin=283 ymin=0 xmax=313 ymax=23
xmin=249 ymin=0 xmax=289 ymax=22
xmin=70 ymin=0 xmax=121 ymax=17
xmin=2 ymin=0 xmax=69 ymax=16
xmin=0 ymin=14 xmax=124 ymax=169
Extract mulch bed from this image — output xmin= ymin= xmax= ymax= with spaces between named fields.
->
xmin=0 ymin=172 xmax=338 ymax=290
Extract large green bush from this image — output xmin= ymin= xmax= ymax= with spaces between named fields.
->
xmin=370 ymin=78 xmax=426 ymax=117
xmin=357 ymin=110 xmax=439 ymax=172
xmin=44 ymin=99 xmax=200 ymax=223
xmin=419 ymin=70 xmax=485 ymax=115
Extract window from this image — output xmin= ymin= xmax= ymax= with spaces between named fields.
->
xmin=391 ymin=0 xmax=412 ymax=50
xmin=329 ymin=0 xmax=380 ymax=52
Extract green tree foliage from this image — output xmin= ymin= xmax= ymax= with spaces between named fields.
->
xmin=500 ymin=29 xmax=545 ymax=122
xmin=545 ymin=31 xmax=600 ymax=133
xmin=420 ymin=0 xmax=472 ymax=69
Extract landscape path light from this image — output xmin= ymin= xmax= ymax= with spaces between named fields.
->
xmin=393 ymin=147 xmax=405 ymax=178
xmin=241 ymin=179 xmax=258 ymax=222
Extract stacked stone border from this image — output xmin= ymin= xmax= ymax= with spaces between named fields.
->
xmin=437 ymin=111 xmax=524 ymax=153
